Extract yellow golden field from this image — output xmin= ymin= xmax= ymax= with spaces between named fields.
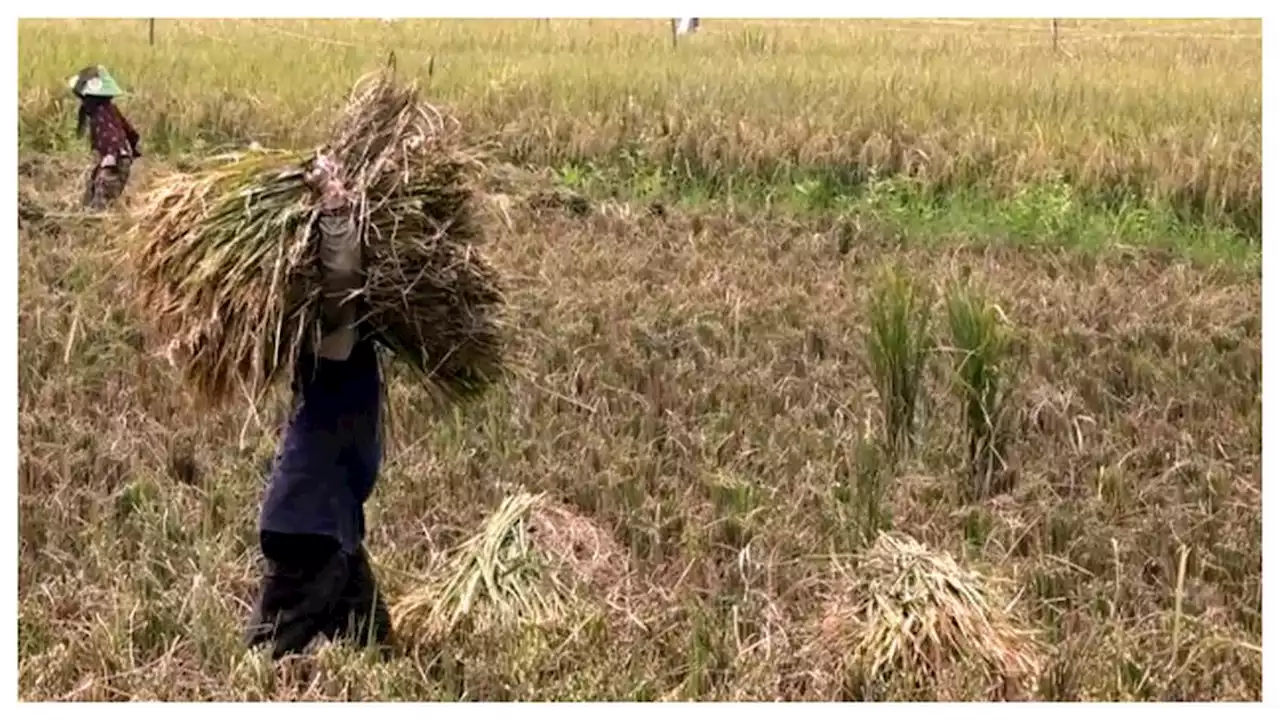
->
xmin=19 ymin=18 xmax=1262 ymax=233
xmin=17 ymin=18 xmax=1261 ymax=701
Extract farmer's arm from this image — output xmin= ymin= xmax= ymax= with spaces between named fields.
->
xmin=122 ymin=113 xmax=141 ymax=157
xmin=316 ymin=210 xmax=361 ymax=361
xmin=308 ymin=156 xmax=362 ymax=362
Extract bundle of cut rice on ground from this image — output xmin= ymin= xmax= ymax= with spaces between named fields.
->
xmin=807 ymin=531 xmax=1042 ymax=701
xmin=124 ymin=68 xmax=504 ymax=406
xmin=391 ymin=490 xmax=626 ymax=646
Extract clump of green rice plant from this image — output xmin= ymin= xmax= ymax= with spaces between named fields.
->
xmin=808 ymin=531 xmax=1042 ymax=700
xmin=851 ymin=433 xmax=890 ymax=548
xmin=945 ymin=282 xmax=1017 ymax=500
xmin=124 ymin=66 xmax=506 ymax=407
xmin=832 ymin=432 xmax=891 ymax=551
xmin=864 ymin=262 xmax=934 ymax=463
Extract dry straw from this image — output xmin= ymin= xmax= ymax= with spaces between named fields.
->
xmin=810 ymin=531 xmax=1042 ymax=700
xmin=124 ymin=66 xmax=505 ymax=407
xmin=391 ymin=491 xmax=624 ymax=646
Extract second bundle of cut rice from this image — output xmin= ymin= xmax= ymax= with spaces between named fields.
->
xmin=125 ymin=68 xmax=505 ymax=406
xmin=807 ymin=531 xmax=1042 ymax=700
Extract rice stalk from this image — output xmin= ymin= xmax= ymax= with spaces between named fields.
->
xmin=945 ymin=281 xmax=1018 ymax=500
xmin=864 ymin=262 xmax=934 ymax=464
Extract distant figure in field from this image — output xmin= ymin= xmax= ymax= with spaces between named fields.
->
xmin=68 ymin=65 xmax=141 ymax=210
xmin=676 ymin=18 xmax=701 ymax=36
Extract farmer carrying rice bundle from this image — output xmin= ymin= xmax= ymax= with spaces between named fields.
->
xmin=242 ymin=152 xmax=392 ymax=658
xmin=69 ymin=64 xmax=141 ymax=209
xmin=123 ymin=67 xmax=506 ymax=659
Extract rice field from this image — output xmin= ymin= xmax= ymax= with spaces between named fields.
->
xmin=16 ymin=18 xmax=1262 ymax=701
xmin=19 ymin=18 xmax=1262 ymax=236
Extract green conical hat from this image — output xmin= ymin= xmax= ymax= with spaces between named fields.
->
xmin=67 ymin=65 xmax=124 ymax=98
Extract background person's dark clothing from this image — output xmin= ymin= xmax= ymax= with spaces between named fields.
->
xmin=76 ymin=97 xmax=140 ymax=208
xmin=78 ymin=97 xmax=140 ymax=160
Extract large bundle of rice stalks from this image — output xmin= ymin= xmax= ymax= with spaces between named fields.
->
xmin=125 ymin=68 xmax=504 ymax=406
xmin=391 ymin=491 xmax=625 ymax=646
xmin=807 ymin=531 xmax=1042 ymax=701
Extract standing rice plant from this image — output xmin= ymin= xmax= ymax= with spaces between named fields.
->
xmin=851 ymin=433 xmax=891 ymax=548
xmin=864 ymin=262 xmax=934 ymax=464
xmin=946 ymin=282 xmax=1017 ymax=500
xmin=833 ymin=432 xmax=891 ymax=551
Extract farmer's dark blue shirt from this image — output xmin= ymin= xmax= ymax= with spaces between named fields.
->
xmin=260 ymin=336 xmax=382 ymax=554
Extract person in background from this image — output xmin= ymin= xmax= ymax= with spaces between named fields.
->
xmin=676 ymin=17 xmax=701 ymax=35
xmin=242 ymin=153 xmax=393 ymax=660
xmin=67 ymin=65 xmax=141 ymax=209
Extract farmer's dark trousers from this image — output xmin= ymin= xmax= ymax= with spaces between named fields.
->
xmin=245 ymin=341 xmax=390 ymax=658
xmin=244 ymin=532 xmax=390 ymax=658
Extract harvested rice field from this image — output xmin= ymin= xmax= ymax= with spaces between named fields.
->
xmin=16 ymin=18 xmax=1261 ymax=701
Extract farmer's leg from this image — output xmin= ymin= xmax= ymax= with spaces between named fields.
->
xmin=95 ymin=162 xmax=128 ymax=207
xmin=244 ymin=531 xmax=349 ymax=659
xmin=326 ymin=545 xmax=392 ymax=650
xmin=81 ymin=163 xmax=99 ymax=208
xmin=107 ymin=156 xmax=133 ymax=202
xmin=324 ymin=444 xmax=391 ymax=649
xmin=247 ymin=408 xmax=362 ymax=658
xmin=88 ymin=154 xmax=118 ymax=209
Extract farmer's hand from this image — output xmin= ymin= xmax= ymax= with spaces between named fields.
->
xmin=304 ymin=153 xmax=350 ymax=213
